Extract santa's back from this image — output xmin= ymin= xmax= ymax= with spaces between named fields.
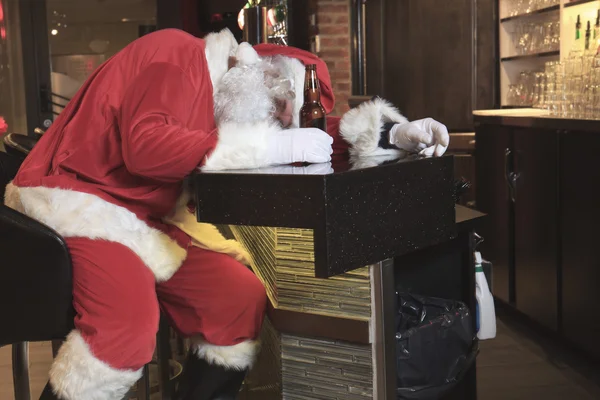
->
xmin=11 ymin=29 xmax=216 ymax=220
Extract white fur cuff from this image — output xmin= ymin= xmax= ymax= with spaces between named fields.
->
xmin=202 ymin=120 xmax=282 ymax=171
xmin=192 ymin=338 xmax=260 ymax=371
xmin=339 ymin=98 xmax=409 ymax=158
xmin=49 ymin=330 xmax=142 ymax=400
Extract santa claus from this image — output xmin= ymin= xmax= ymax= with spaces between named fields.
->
xmin=4 ymin=28 xmax=449 ymax=400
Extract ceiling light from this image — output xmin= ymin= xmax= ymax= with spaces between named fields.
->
xmin=51 ymin=29 xmax=58 ymax=35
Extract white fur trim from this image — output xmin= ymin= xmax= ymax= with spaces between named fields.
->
xmin=277 ymin=56 xmax=306 ymax=128
xmin=4 ymin=182 xmax=187 ymax=282
xmin=192 ymin=338 xmax=260 ymax=371
xmin=49 ymin=330 xmax=142 ymax=400
xmin=202 ymin=120 xmax=283 ymax=171
xmin=235 ymin=42 xmax=260 ymax=66
xmin=339 ymin=98 xmax=409 ymax=157
xmin=204 ymin=28 xmax=239 ymax=89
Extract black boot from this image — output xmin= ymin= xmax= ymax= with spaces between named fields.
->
xmin=39 ymin=382 xmax=61 ymax=400
xmin=176 ymin=355 xmax=246 ymax=400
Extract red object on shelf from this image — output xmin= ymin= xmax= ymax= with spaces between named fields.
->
xmin=0 ymin=117 xmax=8 ymax=134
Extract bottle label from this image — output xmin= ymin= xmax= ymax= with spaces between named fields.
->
xmin=302 ymin=117 xmax=327 ymax=131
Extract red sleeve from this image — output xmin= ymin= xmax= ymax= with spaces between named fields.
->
xmin=118 ymin=62 xmax=218 ymax=182
xmin=326 ymin=116 xmax=350 ymax=157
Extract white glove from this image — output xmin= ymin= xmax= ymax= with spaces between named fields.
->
xmin=266 ymin=128 xmax=333 ymax=166
xmin=389 ymin=118 xmax=449 ymax=157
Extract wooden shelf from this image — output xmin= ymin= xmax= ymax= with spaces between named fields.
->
xmin=564 ymin=0 xmax=597 ymax=8
xmin=501 ymin=5 xmax=560 ymax=23
xmin=501 ymin=50 xmax=560 ymax=62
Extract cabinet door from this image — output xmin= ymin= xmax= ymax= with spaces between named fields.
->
xmin=513 ymin=129 xmax=559 ymax=331
xmin=383 ymin=0 xmax=475 ymax=131
xmin=560 ymin=131 xmax=600 ymax=358
xmin=475 ymin=125 xmax=512 ymax=303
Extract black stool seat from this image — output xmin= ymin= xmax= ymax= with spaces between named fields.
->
xmin=1 ymin=149 xmax=77 ymax=346
xmin=3 ymin=133 xmax=40 ymax=157
xmin=0 ymin=205 xmax=75 ymax=347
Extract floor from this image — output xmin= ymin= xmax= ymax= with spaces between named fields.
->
xmin=1 ymin=315 xmax=599 ymax=400
xmin=477 ymin=311 xmax=600 ymax=400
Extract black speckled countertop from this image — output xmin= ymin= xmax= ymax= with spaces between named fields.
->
xmin=192 ymin=154 xmax=456 ymax=278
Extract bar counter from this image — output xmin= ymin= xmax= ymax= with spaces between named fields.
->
xmin=474 ymin=108 xmax=600 ymax=360
xmin=473 ymin=108 xmax=600 ymax=131
xmin=192 ymin=155 xmax=484 ymax=400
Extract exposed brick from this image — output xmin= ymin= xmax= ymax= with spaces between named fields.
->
xmin=330 ymin=70 xmax=350 ymax=81
xmin=318 ymin=4 xmax=348 ymax=14
xmin=319 ymin=15 xmax=334 ymax=24
xmin=319 ymin=49 xmax=347 ymax=59
xmin=313 ymin=0 xmax=352 ymax=117
xmin=319 ymin=37 xmax=339 ymax=48
xmin=336 ymin=82 xmax=351 ymax=92
xmin=335 ymin=60 xmax=351 ymax=71
xmin=333 ymin=15 xmax=349 ymax=25
xmin=319 ymin=25 xmax=349 ymax=36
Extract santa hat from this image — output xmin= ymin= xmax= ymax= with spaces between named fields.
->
xmin=253 ymin=44 xmax=335 ymax=122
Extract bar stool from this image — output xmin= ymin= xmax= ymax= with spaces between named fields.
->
xmin=2 ymin=132 xmax=39 ymax=158
xmin=0 ymin=152 xmax=182 ymax=399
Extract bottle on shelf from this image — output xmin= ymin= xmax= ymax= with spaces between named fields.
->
xmin=573 ymin=15 xmax=584 ymax=53
xmin=586 ymin=20 xmax=591 ymax=51
xmin=595 ymin=10 xmax=600 ymax=54
xmin=299 ymin=64 xmax=327 ymax=131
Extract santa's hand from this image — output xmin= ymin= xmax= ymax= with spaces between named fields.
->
xmin=266 ymin=128 xmax=333 ymax=165
xmin=389 ymin=118 xmax=449 ymax=157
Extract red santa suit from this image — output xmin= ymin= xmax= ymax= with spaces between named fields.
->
xmin=4 ymin=28 xmax=411 ymax=400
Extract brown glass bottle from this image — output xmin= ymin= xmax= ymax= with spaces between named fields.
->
xmin=299 ymin=64 xmax=327 ymax=131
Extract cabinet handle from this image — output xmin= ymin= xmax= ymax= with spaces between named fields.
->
xmin=504 ymin=148 xmax=519 ymax=203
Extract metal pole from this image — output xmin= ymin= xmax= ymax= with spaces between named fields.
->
xmin=12 ymin=342 xmax=31 ymax=400
xmin=244 ymin=6 xmax=268 ymax=45
xmin=353 ymin=0 xmax=368 ymax=95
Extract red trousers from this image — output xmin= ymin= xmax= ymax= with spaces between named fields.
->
xmin=66 ymin=237 xmax=267 ymax=371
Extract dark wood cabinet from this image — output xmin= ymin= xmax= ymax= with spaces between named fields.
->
xmin=475 ymin=117 xmax=600 ymax=359
xmin=512 ymin=129 xmax=559 ymax=331
xmin=559 ymin=130 xmax=600 ymax=358
xmin=474 ymin=125 xmax=512 ymax=303
xmin=383 ymin=0 xmax=475 ymax=130
xmin=360 ymin=0 xmax=497 ymax=132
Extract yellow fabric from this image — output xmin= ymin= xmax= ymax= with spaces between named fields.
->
xmin=163 ymin=193 xmax=251 ymax=265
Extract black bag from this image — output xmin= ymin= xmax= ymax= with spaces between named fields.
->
xmin=395 ymin=293 xmax=478 ymax=400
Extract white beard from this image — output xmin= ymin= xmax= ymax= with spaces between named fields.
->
xmin=213 ymin=62 xmax=276 ymax=126
xmin=213 ymin=45 xmax=305 ymax=128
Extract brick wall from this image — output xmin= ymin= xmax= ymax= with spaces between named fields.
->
xmin=315 ymin=0 xmax=351 ymax=117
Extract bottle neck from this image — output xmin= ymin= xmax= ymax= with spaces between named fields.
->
xmin=304 ymin=69 xmax=321 ymax=103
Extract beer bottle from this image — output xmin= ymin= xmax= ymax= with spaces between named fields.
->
xmin=299 ymin=64 xmax=327 ymax=131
